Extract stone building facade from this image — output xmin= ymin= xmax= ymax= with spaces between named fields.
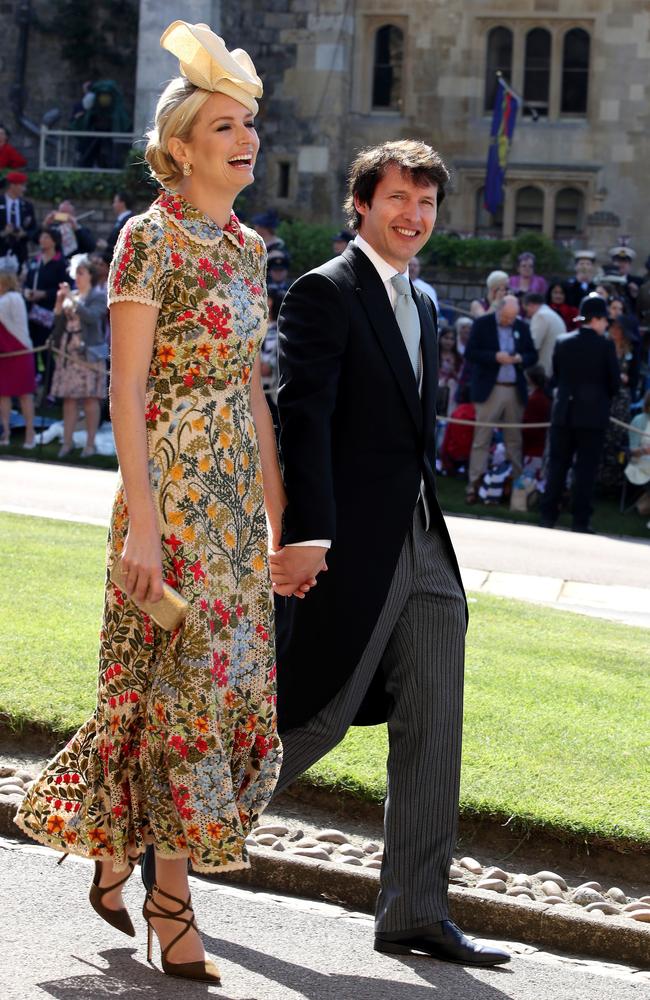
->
xmin=3 ymin=1 xmax=649 ymax=259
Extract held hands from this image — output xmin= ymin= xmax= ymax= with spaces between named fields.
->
xmin=269 ymin=545 xmax=328 ymax=600
xmin=118 ymin=521 xmax=164 ymax=604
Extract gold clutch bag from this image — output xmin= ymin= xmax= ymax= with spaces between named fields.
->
xmin=110 ymin=561 xmax=189 ymax=632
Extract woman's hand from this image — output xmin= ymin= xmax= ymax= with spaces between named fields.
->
xmin=119 ymin=518 xmax=164 ymax=604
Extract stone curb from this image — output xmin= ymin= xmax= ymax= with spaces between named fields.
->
xmin=3 ymin=797 xmax=649 ymax=969
xmin=216 ymin=850 xmax=650 ymax=969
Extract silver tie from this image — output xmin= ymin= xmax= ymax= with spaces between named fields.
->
xmin=390 ymin=273 xmax=421 ymax=380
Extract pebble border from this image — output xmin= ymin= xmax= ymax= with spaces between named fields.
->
xmin=2 ymin=769 xmax=649 ymax=968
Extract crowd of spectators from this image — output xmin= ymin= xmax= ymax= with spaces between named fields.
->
xmin=1 ymin=160 xmax=649 ymax=529
xmin=429 ymin=245 xmax=650 ymax=530
xmin=0 ymin=168 xmax=132 ymax=453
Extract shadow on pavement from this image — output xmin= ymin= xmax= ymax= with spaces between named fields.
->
xmin=35 ymin=940 xmax=514 ymax=1000
xmin=36 ymin=948 xmax=246 ymax=1000
xmin=206 ymin=935 xmax=514 ymax=1000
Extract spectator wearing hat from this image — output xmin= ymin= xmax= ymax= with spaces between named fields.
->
xmin=331 ymin=229 xmax=354 ymax=255
xmin=267 ymin=249 xmax=290 ymax=296
xmin=408 ymin=255 xmax=439 ymax=312
xmin=464 ymin=294 xmax=538 ymax=502
xmin=0 ymin=125 xmax=27 ymax=171
xmin=0 ymin=171 xmax=38 ymax=266
xmin=251 ymin=208 xmax=285 ymax=255
xmin=469 ymin=269 xmax=509 ymax=317
xmin=523 ymin=291 xmax=566 ymax=377
xmin=540 ymin=294 xmax=620 ymax=533
xmin=508 ymin=252 xmax=548 ymax=298
xmin=563 ymin=250 xmax=596 ymax=308
xmin=609 ymin=245 xmax=643 ymax=310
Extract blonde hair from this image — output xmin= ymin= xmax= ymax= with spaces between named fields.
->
xmin=144 ymin=76 xmax=212 ymax=189
xmin=0 ymin=272 xmax=19 ymax=293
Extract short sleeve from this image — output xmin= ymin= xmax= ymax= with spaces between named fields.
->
xmin=108 ymin=214 xmax=169 ymax=308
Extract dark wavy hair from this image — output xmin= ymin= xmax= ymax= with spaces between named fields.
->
xmin=343 ymin=139 xmax=449 ymax=231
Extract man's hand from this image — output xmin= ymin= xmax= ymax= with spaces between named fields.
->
xmin=495 ymin=350 xmax=514 ymax=364
xmin=270 ymin=545 xmax=328 ymax=599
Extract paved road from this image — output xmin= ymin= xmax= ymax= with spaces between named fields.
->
xmin=2 ymin=837 xmax=648 ymax=1000
xmin=3 ymin=458 xmax=649 ymax=585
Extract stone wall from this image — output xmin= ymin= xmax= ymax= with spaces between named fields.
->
xmin=1 ymin=0 xmax=137 ymax=169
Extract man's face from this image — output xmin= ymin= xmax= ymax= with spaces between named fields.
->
xmin=613 ymin=256 xmax=631 ymax=275
xmin=332 ymin=239 xmax=348 ymax=255
xmin=575 ymin=258 xmax=594 ymax=282
xmin=524 ymin=301 xmax=540 ymax=319
xmin=498 ymin=295 xmax=520 ymax=326
xmin=354 ymin=164 xmax=438 ymax=271
xmin=112 ymin=195 xmax=125 ymax=216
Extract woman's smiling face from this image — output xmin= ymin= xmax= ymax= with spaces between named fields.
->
xmin=170 ymin=92 xmax=260 ymax=196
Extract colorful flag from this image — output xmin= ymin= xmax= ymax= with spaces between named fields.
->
xmin=484 ymin=78 xmax=520 ymax=215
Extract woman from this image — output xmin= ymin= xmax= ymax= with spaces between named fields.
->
xmin=522 ymin=364 xmax=551 ymax=469
xmin=600 ymin=316 xmax=637 ymax=490
xmin=437 ymin=325 xmax=462 ymax=416
xmin=0 ymin=124 xmax=27 ymax=170
xmin=16 ymin=21 xmax=294 ymax=985
xmin=508 ymin=252 xmax=547 ymax=298
xmin=624 ymin=389 xmax=650 ymax=503
xmin=547 ymin=279 xmax=579 ymax=331
xmin=50 ymin=255 xmax=108 ymax=458
xmin=23 ymin=227 xmax=69 ymax=384
xmin=469 ymin=269 xmax=508 ymax=317
xmin=0 ymin=261 xmax=36 ymax=447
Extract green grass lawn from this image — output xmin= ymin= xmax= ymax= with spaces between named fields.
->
xmin=1 ymin=511 xmax=649 ymax=847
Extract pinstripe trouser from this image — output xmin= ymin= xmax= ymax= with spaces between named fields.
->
xmin=274 ymin=506 xmax=466 ymax=933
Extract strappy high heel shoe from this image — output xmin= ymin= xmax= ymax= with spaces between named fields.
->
xmin=59 ymin=851 xmax=138 ymax=937
xmin=143 ymin=883 xmax=221 ymax=983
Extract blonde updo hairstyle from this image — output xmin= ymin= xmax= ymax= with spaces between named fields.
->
xmin=145 ymin=76 xmax=212 ymax=189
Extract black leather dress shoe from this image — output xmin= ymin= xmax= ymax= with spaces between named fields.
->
xmin=572 ymin=524 xmax=596 ymax=534
xmin=374 ymin=920 xmax=510 ymax=966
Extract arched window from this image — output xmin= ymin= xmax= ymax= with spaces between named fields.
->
xmin=515 ymin=186 xmax=544 ymax=233
xmin=476 ymin=186 xmax=503 ymax=235
xmin=523 ymin=28 xmax=551 ymax=117
xmin=484 ymin=27 xmax=513 ymax=111
xmin=372 ymin=25 xmax=404 ymax=110
xmin=554 ymin=187 xmax=584 ymax=237
xmin=561 ymin=28 xmax=590 ymax=114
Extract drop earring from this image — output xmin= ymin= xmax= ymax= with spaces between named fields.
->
xmin=182 ymin=161 xmax=192 ymax=176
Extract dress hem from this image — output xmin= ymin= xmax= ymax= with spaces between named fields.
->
xmin=13 ymin=812 xmax=252 ymax=875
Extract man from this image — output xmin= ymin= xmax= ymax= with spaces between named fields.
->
xmin=523 ymin=291 xmax=566 ymax=377
xmin=251 ymin=208 xmax=285 ymax=255
xmin=563 ymin=250 xmax=596 ymax=308
xmin=0 ymin=171 xmax=38 ymax=265
xmin=540 ymin=294 xmax=619 ymax=533
xmin=266 ymin=248 xmax=290 ymax=296
xmin=464 ymin=295 xmax=537 ymax=502
xmin=271 ymin=140 xmax=509 ymax=967
xmin=408 ymin=254 xmax=439 ymax=312
xmin=331 ymin=228 xmax=354 ymax=255
xmin=43 ymin=199 xmax=96 ymax=260
xmin=105 ymin=191 xmax=134 ymax=257
xmin=609 ymin=245 xmax=643 ymax=310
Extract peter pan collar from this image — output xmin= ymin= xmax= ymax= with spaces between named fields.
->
xmin=157 ymin=191 xmax=245 ymax=249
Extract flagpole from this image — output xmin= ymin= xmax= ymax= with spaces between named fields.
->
xmin=496 ymin=71 xmax=538 ymax=121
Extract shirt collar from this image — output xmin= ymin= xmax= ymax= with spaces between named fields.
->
xmin=354 ymin=234 xmax=409 ymax=285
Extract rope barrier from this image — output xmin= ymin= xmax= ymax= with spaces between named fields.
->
xmin=0 ymin=341 xmax=104 ymax=371
xmin=2 ymin=343 xmax=649 ymax=437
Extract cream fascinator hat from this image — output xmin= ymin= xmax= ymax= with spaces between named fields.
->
xmin=161 ymin=20 xmax=263 ymax=114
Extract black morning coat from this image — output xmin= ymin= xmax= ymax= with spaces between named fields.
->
xmin=275 ymin=243 xmax=467 ymax=733
xmin=550 ymin=327 xmax=620 ymax=429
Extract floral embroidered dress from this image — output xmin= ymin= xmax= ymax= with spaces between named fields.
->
xmin=15 ymin=192 xmax=282 ymax=873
